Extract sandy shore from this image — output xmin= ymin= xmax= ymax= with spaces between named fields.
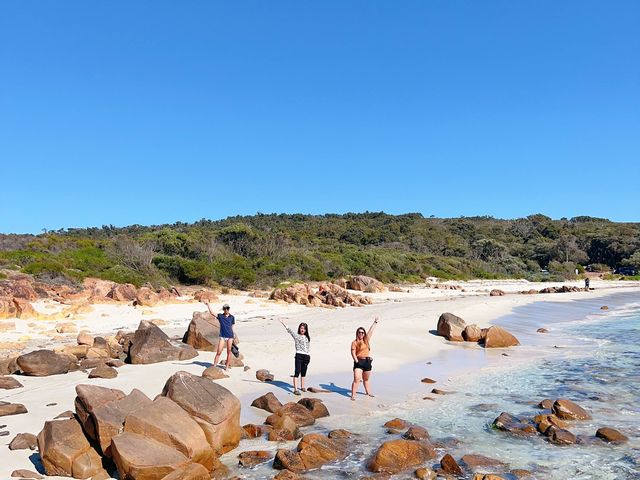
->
xmin=1 ymin=278 xmax=639 ymax=478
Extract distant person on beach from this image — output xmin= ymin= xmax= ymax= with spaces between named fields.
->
xmin=279 ymin=319 xmax=310 ymax=395
xmin=585 ymin=278 xmax=590 ymax=289
xmin=350 ymin=316 xmax=379 ymax=401
xmin=205 ymin=302 xmax=235 ymax=370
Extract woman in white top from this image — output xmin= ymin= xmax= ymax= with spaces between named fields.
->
xmin=279 ymin=319 xmax=310 ymax=395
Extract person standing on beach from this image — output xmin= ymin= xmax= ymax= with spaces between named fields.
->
xmin=205 ymin=302 xmax=235 ymax=370
xmin=350 ymin=316 xmax=379 ymax=401
xmin=279 ymin=319 xmax=311 ymax=395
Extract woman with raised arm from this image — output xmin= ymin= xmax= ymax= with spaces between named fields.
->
xmin=350 ymin=316 xmax=379 ymax=401
xmin=279 ymin=319 xmax=311 ymax=395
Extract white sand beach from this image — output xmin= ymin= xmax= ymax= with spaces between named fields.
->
xmin=1 ymin=278 xmax=639 ymax=478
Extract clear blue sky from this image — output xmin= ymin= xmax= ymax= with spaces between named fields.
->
xmin=1 ymin=1 xmax=638 ymax=233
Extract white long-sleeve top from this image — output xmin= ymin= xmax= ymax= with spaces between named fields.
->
xmin=286 ymin=327 xmax=310 ymax=355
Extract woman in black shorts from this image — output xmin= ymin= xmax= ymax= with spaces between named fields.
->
xmin=350 ymin=316 xmax=379 ymax=401
xmin=279 ymin=319 xmax=310 ymax=395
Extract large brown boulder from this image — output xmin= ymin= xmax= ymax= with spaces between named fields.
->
xmin=547 ymin=426 xmax=577 ymax=445
xmin=110 ymin=432 xmax=191 ymax=480
xmin=437 ymin=313 xmax=466 ymax=341
xmin=251 ymin=392 xmax=283 ymax=413
xmin=0 ymin=402 xmax=28 ymax=417
xmin=348 ymin=275 xmax=385 ymax=293
xmin=124 ymin=396 xmax=215 ymax=470
xmin=75 ymin=385 xmax=152 ymax=455
xmin=37 ymin=417 xmax=103 ymax=478
xmin=297 ymin=398 xmax=329 ymax=419
xmin=129 ymin=320 xmax=197 ymax=364
xmin=182 ymin=312 xmax=221 ymax=350
xmin=462 ymin=324 xmax=483 ymax=342
xmin=107 ymin=283 xmax=138 ymax=302
xmin=136 ymin=287 xmax=160 ymax=307
xmin=482 ymin=326 xmax=520 ymax=348
xmin=552 ymin=399 xmax=591 ymax=420
xmin=367 ymin=439 xmax=437 ymax=474
xmin=17 ymin=349 xmax=77 ymax=376
xmin=161 ymin=371 xmax=242 ymax=455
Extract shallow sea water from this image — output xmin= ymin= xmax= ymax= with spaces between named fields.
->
xmin=223 ymin=292 xmax=640 ymax=479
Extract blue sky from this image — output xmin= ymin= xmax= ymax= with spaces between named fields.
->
xmin=1 ymin=1 xmax=638 ymax=233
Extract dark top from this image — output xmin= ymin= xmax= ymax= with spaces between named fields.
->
xmin=217 ymin=313 xmax=235 ymax=338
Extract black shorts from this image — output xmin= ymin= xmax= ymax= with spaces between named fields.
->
xmin=353 ymin=357 xmax=372 ymax=372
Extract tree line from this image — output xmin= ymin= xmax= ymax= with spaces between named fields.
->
xmin=0 ymin=213 xmax=638 ymax=289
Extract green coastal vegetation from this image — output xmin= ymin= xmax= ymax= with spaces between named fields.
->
xmin=0 ymin=213 xmax=639 ymax=289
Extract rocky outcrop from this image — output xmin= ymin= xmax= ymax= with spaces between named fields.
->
xmin=367 ymin=439 xmax=437 ymax=474
xmin=161 ymin=371 xmax=242 ymax=455
xmin=482 ymin=326 xmax=519 ymax=348
xmin=251 ymin=392 xmax=283 ymax=413
xmin=17 ymin=350 xmax=77 ymax=376
xmin=107 ymin=283 xmax=138 ymax=302
xmin=0 ymin=280 xmax=39 ymax=301
xmin=539 ymin=285 xmax=583 ymax=294
xmin=348 ymin=276 xmax=385 ymax=293
xmin=270 ymin=282 xmax=372 ymax=308
xmin=129 ymin=320 xmax=197 ymax=364
xmin=135 ymin=287 xmax=160 ymax=307
xmin=193 ymin=289 xmax=218 ymax=303
xmin=437 ymin=313 xmax=466 ymax=341
xmin=37 ymin=417 xmax=103 ymax=478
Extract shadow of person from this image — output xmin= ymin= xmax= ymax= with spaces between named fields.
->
xmin=188 ymin=361 xmax=213 ymax=368
xmin=428 ymin=329 xmax=440 ymax=336
xmin=319 ymin=382 xmax=351 ymax=398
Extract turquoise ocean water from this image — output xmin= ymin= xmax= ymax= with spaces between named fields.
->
xmin=225 ymin=292 xmax=640 ymax=479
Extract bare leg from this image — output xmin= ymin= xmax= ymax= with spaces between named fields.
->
xmin=363 ymin=370 xmax=374 ymax=397
xmin=213 ymin=338 xmax=224 ymax=367
xmin=292 ymin=376 xmax=298 ymax=392
xmin=300 ymin=376 xmax=305 ymax=391
xmin=351 ymin=369 xmax=363 ymax=400
xmin=224 ymin=339 xmax=233 ymax=370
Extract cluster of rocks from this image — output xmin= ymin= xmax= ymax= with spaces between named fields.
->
xmin=270 ymin=282 xmax=373 ymax=308
xmin=333 ymin=275 xmax=386 ymax=293
xmin=1 ymin=319 xmax=198 ymax=379
xmin=493 ymin=398 xmax=628 ymax=446
xmin=436 ymin=313 xmax=519 ymax=348
xmin=35 ymin=371 xmax=240 ymax=479
xmin=425 ymin=283 xmax=465 ymax=291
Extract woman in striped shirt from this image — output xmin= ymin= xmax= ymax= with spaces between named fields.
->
xmin=279 ymin=319 xmax=310 ymax=395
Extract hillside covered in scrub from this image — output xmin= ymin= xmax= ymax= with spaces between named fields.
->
xmin=0 ymin=213 xmax=639 ymax=289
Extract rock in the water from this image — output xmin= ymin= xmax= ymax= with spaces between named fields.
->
xmin=0 ymin=376 xmax=23 ymax=389
xmin=17 ymin=349 xmax=76 ymax=376
xmin=461 ymin=454 xmax=504 ymax=470
xmin=328 ymin=429 xmax=352 ymax=439
xmin=538 ymin=399 xmax=554 ymax=409
xmin=110 ymin=432 xmax=190 ymax=480
xmin=251 ymin=392 xmax=283 ymax=413
xmin=421 ymin=377 xmax=436 ymax=384
xmin=415 ymin=467 xmax=437 ymax=480
xmin=440 ymin=453 xmax=463 ymax=475
xmin=88 ymin=364 xmax=118 ymax=379
xmin=297 ymin=398 xmax=329 ymax=419
xmin=124 ymin=395 xmax=215 ymax=469
xmin=437 ymin=313 xmax=466 ymax=341
xmin=403 ymin=425 xmax=429 ymax=441
xmin=161 ymin=371 xmax=242 ymax=455
xmin=238 ymin=450 xmax=272 ymax=467
xmin=547 ymin=427 xmax=577 ymax=445
xmin=483 ymin=326 xmax=520 ymax=348
xmin=0 ymin=402 xmax=28 ymax=417
xmin=367 ymin=439 xmax=437 ymax=474
xmin=37 ymin=417 xmax=103 ymax=478
xmin=9 ymin=432 xmax=37 ymax=450
xmin=595 ymin=427 xmax=628 ymax=443
xmin=536 ymin=328 xmax=549 ymax=333
xmin=129 ymin=320 xmax=197 ymax=364
xmin=256 ymin=369 xmax=274 ymax=382
xmin=463 ymin=324 xmax=483 ymax=342
xmin=273 ymin=433 xmax=349 ymax=472
xmin=242 ymin=423 xmax=271 ymax=439
xmin=266 ymin=403 xmax=316 ymax=429
xmin=552 ymin=399 xmax=591 ymax=420
xmin=492 ymin=412 xmax=536 ymax=436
